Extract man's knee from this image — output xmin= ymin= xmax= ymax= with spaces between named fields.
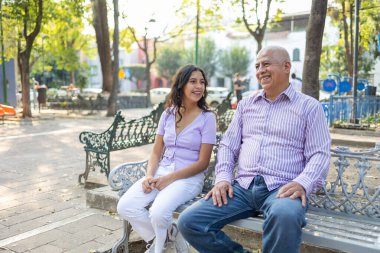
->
xmin=267 ymin=198 xmax=305 ymax=225
xmin=177 ymin=207 xmax=195 ymax=234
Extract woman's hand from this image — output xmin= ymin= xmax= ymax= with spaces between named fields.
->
xmin=151 ymin=175 xmax=174 ymax=191
xmin=142 ymin=176 xmax=154 ymax=193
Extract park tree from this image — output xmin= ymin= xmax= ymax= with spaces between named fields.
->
xmin=233 ymin=0 xmax=283 ymax=54
xmin=127 ymin=25 xmax=158 ymax=106
xmin=178 ymin=0 xmax=223 ymax=62
xmin=218 ymin=45 xmax=251 ymax=88
xmin=107 ymin=0 xmax=119 ymax=116
xmin=184 ymin=37 xmax=218 ymax=78
xmin=321 ymin=0 xmax=380 ymax=79
xmin=302 ymin=0 xmax=328 ymax=99
xmin=30 ymin=0 xmax=92 ymax=87
xmin=92 ymin=0 xmax=112 ymax=93
xmin=156 ymin=43 xmax=184 ymax=85
xmin=3 ymin=0 xmax=43 ymax=117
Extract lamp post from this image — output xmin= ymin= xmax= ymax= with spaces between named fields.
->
xmin=41 ymin=34 xmax=45 ymax=84
xmin=351 ymin=0 xmax=360 ymax=124
xmin=0 ymin=0 xmax=8 ymax=104
xmin=195 ymin=0 xmax=200 ymax=65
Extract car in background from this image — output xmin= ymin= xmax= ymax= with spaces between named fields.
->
xmin=81 ymin=87 xmax=102 ymax=98
xmin=206 ymin=87 xmax=230 ymax=108
xmin=150 ymin=87 xmax=171 ymax=105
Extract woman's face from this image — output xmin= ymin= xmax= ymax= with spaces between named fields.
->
xmin=182 ymin=70 xmax=206 ymax=105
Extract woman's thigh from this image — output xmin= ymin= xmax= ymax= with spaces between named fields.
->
xmin=118 ymin=177 xmax=158 ymax=211
xmin=150 ymin=178 xmax=203 ymax=214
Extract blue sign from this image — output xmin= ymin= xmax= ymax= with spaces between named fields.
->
xmin=124 ymin=68 xmax=131 ymax=79
xmin=378 ymin=34 xmax=380 ymax=51
xmin=357 ymin=82 xmax=365 ymax=91
xmin=339 ymin=80 xmax=352 ymax=93
xmin=323 ymin=79 xmax=337 ymax=92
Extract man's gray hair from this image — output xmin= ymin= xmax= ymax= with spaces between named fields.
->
xmin=257 ymin=46 xmax=291 ymax=62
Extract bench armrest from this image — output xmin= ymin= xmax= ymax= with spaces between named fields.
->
xmin=108 ymin=160 xmax=148 ymax=197
xmin=79 ymin=130 xmax=112 ymax=152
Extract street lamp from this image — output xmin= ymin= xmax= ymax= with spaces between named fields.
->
xmin=0 ymin=0 xmax=8 ymax=104
xmin=195 ymin=0 xmax=200 ymax=65
xmin=351 ymin=0 xmax=360 ymax=124
xmin=41 ymin=34 xmax=45 ymax=84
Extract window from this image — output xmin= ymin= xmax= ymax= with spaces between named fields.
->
xmin=293 ymin=15 xmax=309 ymax=32
xmin=293 ymin=48 xmax=300 ymax=62
xmin=217 ymin=77 xmax=225 ymax=87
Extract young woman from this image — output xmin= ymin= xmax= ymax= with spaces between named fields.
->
xmin=117 ymin=65 xmax=217 ymax=253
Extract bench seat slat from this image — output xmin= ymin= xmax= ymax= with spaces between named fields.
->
xmin=306 ymin=219 xmax=380 ymax=241
xmin=229 ymin=215 xmax=380 ymax=253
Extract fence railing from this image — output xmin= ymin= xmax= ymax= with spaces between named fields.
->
xmin=321 ymin=95 xmax=380 ymax=128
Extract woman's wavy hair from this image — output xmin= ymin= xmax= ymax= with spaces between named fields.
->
xmin=165 ymin=64 xmax=210 ymax=125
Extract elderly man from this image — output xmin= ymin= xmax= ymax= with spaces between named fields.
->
xmin=177 ymin=46 xmax=331 ymax=253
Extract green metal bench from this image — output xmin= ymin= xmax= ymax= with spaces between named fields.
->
xmin=78 ymin=102 xmax=165 ymax=184
xmin=108 ymin=139 xmax=380 ymax=253
xmin=214 ymin=92 xmax=235 ymax=133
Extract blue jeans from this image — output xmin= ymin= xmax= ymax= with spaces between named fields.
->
xmin=177 ymin=176 xmax=307 ymax=253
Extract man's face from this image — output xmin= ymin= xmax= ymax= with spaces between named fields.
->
xmin=255 ymin=50 xmax=290 ymax=93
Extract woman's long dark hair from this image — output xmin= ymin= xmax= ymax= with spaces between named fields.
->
xmin=165 ymin=64 xmax=210 ymax=126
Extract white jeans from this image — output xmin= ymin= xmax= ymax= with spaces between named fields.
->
xmin=117 ymin=164 xmax=204 ymax=253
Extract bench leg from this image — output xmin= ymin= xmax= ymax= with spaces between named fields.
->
xmin=78 ymin=151 xmax=110 ymax=184
xmin=112 ymin=220 xmax=131 ymax=253
xmin=78 ymin=151 xmax=91 ymax=184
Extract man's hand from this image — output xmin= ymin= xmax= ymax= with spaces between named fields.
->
xmin=205 ymin=181 xmax=233 ymax=207
xmin=277 ymin=181 xmax=307 ymax=207
xmin=142 ymin=176 xmax=154 ymax=193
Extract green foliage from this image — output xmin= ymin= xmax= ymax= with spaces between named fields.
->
xmin=28 ymin=0 xmax=95 ymax=86
xmin=322 ymin=0 xmax=380 ymax=77
xmin=184 ymin=37 xmax=218 ymax=78
xmin=218 ymin=45 xmax=251 ymax=79
xmin=156 ymin=44 xmax=185 ymax=84
xmin=177 ymin=0 xmax=224 ymax=32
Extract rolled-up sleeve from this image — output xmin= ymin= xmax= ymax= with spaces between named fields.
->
xmin=215 ymin=102 xmax=244 ymax=184
xmin=293 ymin=102 xmax=331 ymax=196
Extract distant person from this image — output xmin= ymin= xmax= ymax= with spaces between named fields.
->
xmin=234 ymin=72 xmax=246 ymax=103
xmin=178 ymin=46 xmax=331 ymax=253
xmin=290 ymin=73 xmax=302 ymax=92
xmin=117 ymin=64 xmax=217 ymax=253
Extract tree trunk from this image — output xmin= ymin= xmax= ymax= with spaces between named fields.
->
xmin=70 ymin=71 xmax=75 ymax=85
xmin=18 ymin=51 xmax=32 ymax=117
xmin=342 ymin=1 xmax=353 ymax=76
xmin=18 ymin=0 xmax=43 ymax=118
xmin=92 ymin=0 xmax=112 ymax=92
xmin=241 ymin=0 xmax=272 ymax=54
xmin=145 ymin=62 xmax=151 ymax=107
xmin=107 ymin=0 xmax=118 ymax=116
xmin=302 ymin=0 xmax=328 ymax=100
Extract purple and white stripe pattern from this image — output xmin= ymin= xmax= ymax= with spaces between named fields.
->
xmin=215 ymin=86 xmax=331 ymax=196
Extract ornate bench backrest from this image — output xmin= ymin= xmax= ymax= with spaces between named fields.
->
xmin=309 ymin=143 xmax=380 ymax=219
xmin=110 ymin=102 xmax=166 ymax=151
